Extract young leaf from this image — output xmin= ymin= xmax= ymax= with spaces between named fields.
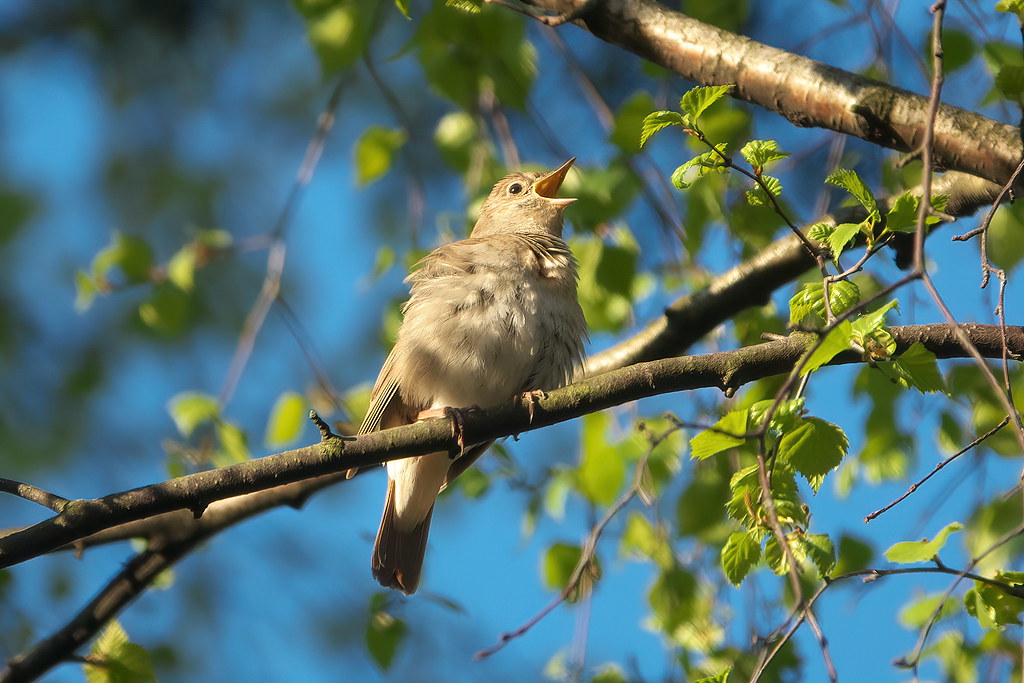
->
xmin=779 ymin=417 xmax=849 ymax=491
xmin=798 ymin=533 xmax=837 ymax=576
xmin=885 ymin=522 xmax=964 ymax=564
xmin=265 ymin=391 xmax=307 ymax=448
xmin=354 ymin=126 xmax=407 ymax=185
xmin=577 ymin=412 xmax=627 ymax=505
xmin=693 ymin=666 xmax=733 ymax=683
xmin=739 ymin=139 xmax=789 ymax=173
xmin=366 ymin=609 xmax=408 ymax=671
xmin=721 ymin=530 xmax=762 ymax=586
xmin=885 ymin=192 xmax=920 ymax=232
xmin=168 ymin=392 xmax=220 ymax=437
xmin=801 ymin=320 xmax=854 ymax=375
xmin=878 ymin=342 xmax=947 ymax=394
xmin=84 ymin=620 xmax=156 ymax=683
xmin=690 ymin=408 xmax=748 ymax=460
xmin=789 ymin=280 xmax=860 ymax=326
xmin=807 ymin=222 xmax=834 ymax=244
xmin=670 ymin=146 xmax=729 ymax=189
xmin=543 ymin=542 xmax=583 ymax=590
xmin=745 ymin=175 xmax=782 ymax=206
xmin=826 ymin=222 xmax=862 ymax=261
xmin=639 ymin=111 xmax=684 ymax=147
xmin=825 ymin=168 xmax=878 ymax=218
xmin=964 ymin=571 xmax=1024 ymax=628
xmin=679 ymin=84 xmax=735 ymax=125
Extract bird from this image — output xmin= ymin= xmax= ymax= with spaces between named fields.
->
xmin=356 ymin=158 xmax=588 ymax=595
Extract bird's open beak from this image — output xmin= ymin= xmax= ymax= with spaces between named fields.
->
xmin=533 ymin=158 xmax=576 ymax=208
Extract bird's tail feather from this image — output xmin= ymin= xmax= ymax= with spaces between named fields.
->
xmin=372 ymin=478 xmax=433 ymax=595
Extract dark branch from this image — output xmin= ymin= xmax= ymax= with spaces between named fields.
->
xmin=1 ymin=323 xmax=1019 ymax=570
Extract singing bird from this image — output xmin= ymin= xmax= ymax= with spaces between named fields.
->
xmin=356 ymin=158 xmax=588 ymax=594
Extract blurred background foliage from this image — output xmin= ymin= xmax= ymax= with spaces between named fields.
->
xmin=1 ymin=0 xmax=1023 ymax=681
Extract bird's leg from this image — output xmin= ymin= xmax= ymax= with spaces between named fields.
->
xmin=519 ymin=389 xmax=547 ymax=424
xmin=416 ymin=406 xmax=477 ymax=459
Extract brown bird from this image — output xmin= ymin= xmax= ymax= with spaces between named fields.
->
xmin=356 ymin=158 xmax=588 ymax=594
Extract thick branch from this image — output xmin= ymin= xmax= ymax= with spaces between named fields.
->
xmin=1 ymin=323 xmax=1018 ymax=570
xmin=532 ymin=0 xmax=1023 ymax=187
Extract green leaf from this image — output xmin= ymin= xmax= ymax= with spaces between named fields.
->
xmin=84 ymin=620 xmax=156 ymax=683
xmin=75 ymin=271 xmax=98 ymax=312
xmin=639 ymin=110 xmax=684 ymax=147
xmin=996 ymin=64 xmax=1024 ymax=103
xmin=611 ymin=93 xmax=655 ymax=153
xmin=577 ymin=412 xmax=626 ymax=505
xmin=690 ymin=408 xmax=748 ymax=460
xmin=648 ymin=565 xmax=697 ymax=632
xmin=693 ymin=666 xmax=733 ymax=683
xmin=851 ymin=299 xmax=899 ymax=339
xmin=678 ymin=84 xmax=734 ymax=125
xmin=997 ymin=0 xmax=1024 ymax=17
xmin=721 ymin=530 xmax=762 ymax=586
xmin=739 ymin=139 xmax=789 ymax=172
xmin=137 ymin=283 xmax=191 ymax=337
xmin=886 ymin=192 xmax=920 ymax=232
xmin=91 ymin=232 xmax=154 ymax=285
xmin=807 ymin=222 xmax=833 ymax=244
xmin=445 ymin=0 xmax=482 ymax=12
xmin=452 ymin=466 xmax=490 ymax=499
xmin=366 ymin=609 xmax=407 ymax=671
xmin=434 ymin=111 xmax=479 ymax=172
xmin=300 ymin=1 xmax=370 ymax=73
xmin=825 ymin=168 xmax=878 ymax=218
xmin=879 ymin=341 xmax=947 ymax=394
xmin=745 ymin=175 xmax=782 ymax=206
xmin=168 ymin=392 xmax=220 ymax=437
xmin=354 ymin=126 xmax=407 ymax=186
xmin=670 ymin=147 xmax=729 ymax=189
xmin=265 ymin=392 xmax=306 ymax=448
xmin=779 ymin=417 xmax=848 ymax=491
xmin=394 ymin=0 xmax=411 ymax=18
xmin=621 ymin=511 xmax=672 ymax=568
xmin=826 ymin=222 xmax=862 ymax=260
xmin=764 ymin=535 xmax=789 ymax=575
xmin=798 ymin=533 xmax=837 ymax=576
xmin=965 ymin=571 xmax=1024 ymax=628
xmin=885 ymin=522 xmax=964 ymax=564
xmin=214 ymin=420 xmax=250 ymax=465
xmin=801 ymin=320 xmax=853 ymax=375
xmin=543 ymin=542 xmax=582 ymax=590
xmin=899 ymin=592 xmax=960 ymax=628
xmin=789 ymin=280 xmax=860 ymax=326
xmin=167 ymin=244 xmax=197 ymax=291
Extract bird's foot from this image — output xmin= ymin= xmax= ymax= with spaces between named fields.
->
xmin=416 ymin=406 xmax=477 ymax=459
xmin=520 ymin=389 xmax=547 ymax=424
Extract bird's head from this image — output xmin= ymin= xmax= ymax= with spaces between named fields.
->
xmin=471 ymin=158 xmax=576 ymax=238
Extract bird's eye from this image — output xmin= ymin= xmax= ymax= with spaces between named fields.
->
xmin=507 ymin=182 xmax=524 ymax=195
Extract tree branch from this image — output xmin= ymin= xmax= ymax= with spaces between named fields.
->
xmin=2 ymin=323 xmax=1019 ymax=570
xmin=529 ymin=0 xmax=1023 ymax=187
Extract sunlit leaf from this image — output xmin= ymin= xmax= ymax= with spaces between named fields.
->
xmin=354 ymin=126 xmax=407 ymax=186
xmin=678 ymin=84 xmax=735 ymax=125
xmin=721 ymin=530 xmax=762 ymax=585
xmin=168 ymin=392 xmax=220 ymax=438
xmin=84 ymin=620 xmax=156 ymax=683
xmin=265 ymin=391 xmax=307 ymax=448
xmin=739 ymin=139 xmax=789 ymax=172
xmin=366 ymin=608 xmax=407 ymax=671
xmin=779 ymin=417 xmax=848 ymax=491
xmin=801 ymin=320 xmax=853 ymax=375
xmin=885 ymin=522 xmax=964 ymax=564
xmin=690 ymin=408 xmax=748 ymax=460
xmin=639 ymin=110 xmax=684 ymax=147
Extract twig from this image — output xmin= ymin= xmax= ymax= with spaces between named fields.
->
xmin=475 ymin=421 xmax=680 ymax=659
xmin=865 ymin=416 xmax=1009 ymax=522
xmin=218 ymin=76 xmax=346 ymax=406
xmin=0 ymin=479 xmax=68 ymax=513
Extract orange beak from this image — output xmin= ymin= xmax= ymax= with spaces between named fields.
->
xmin=533 ymin=158 xmax=576 ymax=208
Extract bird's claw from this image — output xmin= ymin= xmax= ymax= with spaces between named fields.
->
xmin=520 ymin=389 xmax=547 ymax=424
xmin=417 ymin=406 xmax=477 ymax=459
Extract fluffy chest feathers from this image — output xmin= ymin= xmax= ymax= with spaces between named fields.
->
xmin=392 ymin=233 xmax=587 ymax=410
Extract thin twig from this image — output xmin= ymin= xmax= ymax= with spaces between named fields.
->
xmin=218 ymin=77 xmax=346 ymax=406
xmin=0 ymin=479 xmax=68 ymax=513
xmin=865 ymin=416 xmax=1010 ymax=522
xmin=475 ymin=421 xmax=681 ymax=659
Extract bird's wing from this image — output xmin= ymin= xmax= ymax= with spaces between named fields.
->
xmin=358 ymin=348 xmax=416 ymax=435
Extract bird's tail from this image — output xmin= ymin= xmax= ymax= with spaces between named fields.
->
xmin=372 ymin=478 xmax=434 ymax=595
